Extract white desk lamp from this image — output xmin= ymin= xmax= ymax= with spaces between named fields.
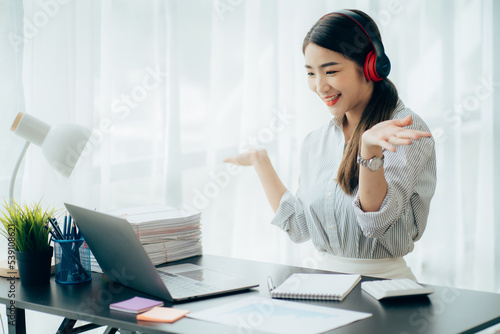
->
xmin=9 ymin=112 xmax=92 ymax=204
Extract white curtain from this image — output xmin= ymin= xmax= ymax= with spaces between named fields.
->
xmin=1 ymin=0 xmax=499 ymax=305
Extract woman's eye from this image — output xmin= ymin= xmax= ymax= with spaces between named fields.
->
xmin=307 ymin=72 xmax=315 ymax=77
xmin=326 ymin=71 xmax=338 ymax=75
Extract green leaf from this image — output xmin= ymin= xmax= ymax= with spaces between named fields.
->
xmin=0 ymin=198 xmax=57 ymax=252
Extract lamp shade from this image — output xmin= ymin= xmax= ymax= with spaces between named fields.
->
xmin=11 ymin=112 xmax=92 ymax=177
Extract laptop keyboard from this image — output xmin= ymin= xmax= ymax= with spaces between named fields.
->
xmin=157 ymin=270 xmax=216 ymax=297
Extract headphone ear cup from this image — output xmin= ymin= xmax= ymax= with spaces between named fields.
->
xmin=364 ymin=51 xmax=382 ymax=82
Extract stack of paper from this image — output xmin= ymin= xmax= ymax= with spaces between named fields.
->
xmin=90 ymin=205 xmax=202 ymax=272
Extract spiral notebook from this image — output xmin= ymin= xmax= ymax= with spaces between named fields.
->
xmin=269 ymin=273 xmax=361 ymax=301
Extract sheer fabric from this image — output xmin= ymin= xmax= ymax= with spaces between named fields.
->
xmin=0 ymin=0 xmax=498 ymax=295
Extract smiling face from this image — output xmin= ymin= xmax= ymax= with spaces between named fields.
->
xmin=304 ymin=43 xmax=373 ymax=121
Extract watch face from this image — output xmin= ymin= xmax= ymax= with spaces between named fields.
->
xmin=368 ymin=157 xmax=383 ymax=171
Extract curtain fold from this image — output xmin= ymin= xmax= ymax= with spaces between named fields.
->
xmin=1 ymin=0 xmax=25 ymax=191
xmin=0 ymin=0 xmax=498 ymax=294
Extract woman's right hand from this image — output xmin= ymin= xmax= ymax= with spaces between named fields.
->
xmin=224 ymin=148 xmax=286 ymax=213
xmin=223 ymin=149 xmax=265 ymax=166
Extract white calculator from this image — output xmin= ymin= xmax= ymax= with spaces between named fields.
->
xmin=361 ymin=278 xmax=434 ymax=300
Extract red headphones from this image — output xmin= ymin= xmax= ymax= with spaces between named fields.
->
xmin=320 ymin=10 xmax=391 ymax=82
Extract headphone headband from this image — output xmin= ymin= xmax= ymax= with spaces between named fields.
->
xmin=320 ymin=9 xmax=391 ymax=81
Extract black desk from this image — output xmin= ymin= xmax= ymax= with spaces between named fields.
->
xmin=1 ymin=255 xmax=500 ymax=334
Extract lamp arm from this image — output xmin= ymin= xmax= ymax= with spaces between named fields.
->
xmin=9 ymin=141 xmax=31 ymax=205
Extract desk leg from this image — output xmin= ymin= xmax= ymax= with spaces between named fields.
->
xmin=56 ymin=318 xmax=107 ymax=334
xmin=102 ymin=328 xmax=118 ymax=334
xmin=7 ymin=307 xmax=26 ymax=334
xmin=57 ymin=318 xmax=76 ymax=334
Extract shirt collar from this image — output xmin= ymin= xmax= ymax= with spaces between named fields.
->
xmin=330 ymin=115 xmax=344 ymax=131
xmin=395 ymin=99 xmax=405 ymax=113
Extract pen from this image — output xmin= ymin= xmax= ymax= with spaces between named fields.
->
xmin=49 ymin=218 xmax=64 ymax=240
xmin=45 ymin=225 xmax=57 ymax=240
xmin=63 ymin=214 xmax=68 ymax=239
xmin=44 ymin=223 xmax=54 ymax=243
xmin=68 ymin=214 xmax=73 ymax=239
xmin=55 ymin=218 xmax=66 ymax=240
xmin=267 ymin=276 xmax=275 ymax=293
xmin=46 ymin=226 xmax=72 ymax=262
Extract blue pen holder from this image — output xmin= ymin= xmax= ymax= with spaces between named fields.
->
xmin=54 ymin=238 xmax=92 ymax=284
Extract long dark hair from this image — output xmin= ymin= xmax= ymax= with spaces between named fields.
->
xmin=302 ymin=9 xmax=399 ymax=195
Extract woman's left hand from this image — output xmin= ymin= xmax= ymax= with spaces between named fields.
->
xmin=361 ymin=115 xmax=431 ymax=154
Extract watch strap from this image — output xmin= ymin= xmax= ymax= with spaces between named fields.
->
xmin=357 ymin=154 xmax=384 ymax=172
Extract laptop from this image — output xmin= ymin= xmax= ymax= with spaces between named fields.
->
xmin=64 ymin=203 xmax=259 ymax=302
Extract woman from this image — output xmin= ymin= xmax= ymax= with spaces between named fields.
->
xmin=224 ymin=9 xmax=436 ymax=280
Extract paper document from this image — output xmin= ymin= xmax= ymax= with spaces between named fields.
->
xmin=91 ymin=204 xmax=203 ymax=272
xmin=187 ymin=296 xmax=371 ymax=334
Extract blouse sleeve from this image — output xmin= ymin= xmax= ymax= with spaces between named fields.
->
xmin=270 ymin=189 xmax=310 ymax=243
xmin=352 ymin=112 xmax=437 ymax=239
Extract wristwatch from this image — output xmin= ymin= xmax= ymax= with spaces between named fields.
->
xmin=357 ymin=154 xmax=384 ymax=172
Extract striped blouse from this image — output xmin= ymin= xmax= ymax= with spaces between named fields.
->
xmin=271 ymin=100 xmax=437 ymax=259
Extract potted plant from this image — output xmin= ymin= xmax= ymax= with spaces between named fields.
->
xmin=0 ymin=200 xmax=55 ymax=285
